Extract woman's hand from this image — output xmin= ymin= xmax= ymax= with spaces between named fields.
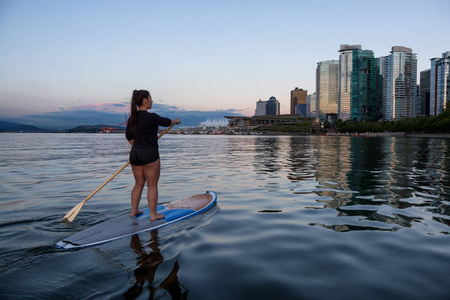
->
xmin=171 ymin=118 xmax=181 ymax=125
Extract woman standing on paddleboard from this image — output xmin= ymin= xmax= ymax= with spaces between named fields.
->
xmin=126 ymin=90 xmax=180 ymax=220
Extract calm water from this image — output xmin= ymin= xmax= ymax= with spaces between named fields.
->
xmin=1 ymin=133 xmax=449 ymax=299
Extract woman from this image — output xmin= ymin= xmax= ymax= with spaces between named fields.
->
xmin=126 ymin=90 xmax=180 ymax=220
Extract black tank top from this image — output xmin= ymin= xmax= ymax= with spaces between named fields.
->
xmin=125 ymin=111 xmax=171 ymax=148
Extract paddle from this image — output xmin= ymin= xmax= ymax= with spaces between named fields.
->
xmin=63 ymin=123 xmax=176 ymax=222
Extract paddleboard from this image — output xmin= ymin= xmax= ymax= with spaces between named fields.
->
xmin=56 ymin=191 xmax=217 ymax=250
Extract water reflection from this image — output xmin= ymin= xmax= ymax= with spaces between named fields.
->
xmin=253 ymin=137 xmax=281 ymax=173
xmin=243 ymin=136 xmax=450 ymax=234
xmin=125 ymin=231 xmax=188 ymax=300
xmin=286 ymin=137 xmax=317 ymax=183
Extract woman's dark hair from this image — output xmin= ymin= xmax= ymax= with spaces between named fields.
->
xmin=129 ymin=90 xmax=150 ymax=129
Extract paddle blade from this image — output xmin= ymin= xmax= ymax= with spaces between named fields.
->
xmin=63 ymin=202 xmax=84 ymax=222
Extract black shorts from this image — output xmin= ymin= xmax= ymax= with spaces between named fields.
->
xmin=129 ymin=145 xmax=160 ymax=166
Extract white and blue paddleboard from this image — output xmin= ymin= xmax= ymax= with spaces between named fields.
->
xmin=56 ymin=191 xmax=217 ymax=250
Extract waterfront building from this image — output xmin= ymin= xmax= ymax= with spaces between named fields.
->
xmin=350 ymin=49 xmax=382 ymax=121
xmin=380 ymin=46 xmax=418 ymax=120
xmin=430 ymin=51 xmax=450 ymax=116
xmin=199 ymin=118 xmax=229 ymax=129
xmin=306 ymin=93 xmax=317 ymax=118
xmin=316 ymin=60 xmax=339 ymax=121
xmin=254 ymin=100 xmax=266 ymax=116
xmin=290 ymin=87 xmax=307 ymax=116
xmin=338 ymin=44 xmax=362 ymax=120
xmin=420 ymin=69 xmax=431 ymax=116
xmin=254 ymin=97 xmax=280 ymax=116
xmin=225 ymin=115 xmax=313 ymax=130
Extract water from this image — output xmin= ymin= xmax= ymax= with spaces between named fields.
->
xmin=1 ymin=133 xmax=449 ymax=299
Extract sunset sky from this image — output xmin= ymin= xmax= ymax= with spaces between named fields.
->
xmin=0 ymin=0 xmax=449 ymax=128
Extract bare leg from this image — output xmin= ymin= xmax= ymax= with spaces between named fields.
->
xmin=130 ymin=164 xmax=145 ymax=217
xmin=143 ymin=159 xmax=165 ymax=220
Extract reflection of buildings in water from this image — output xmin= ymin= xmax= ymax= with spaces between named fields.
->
xmin=399 ymin=138 xmax=450 ymax=228
xmin=252 ymin=137 xmax=283 ymax=193
xmin=336 ymin=137 xmax=423 ymax=230
xmin=125 ymin=231 xmax=188 ymax=300
xmin=244 ymin=134 xmax=449 ymax=233
xmin=286 ymin=137 xmax=318 ymax=183
xmin=309 ymin=137 xmax=389 ymax=209
xmin=314 ymin=137 xmax=450 ymax=233
xmin=414 ymin=138 xmax=449 ymax=192
xmin=309 ymin=136 xmax=421 ymax=231
xmin=384 ymin=138 xmax=448 ymax=203
xmin=384 ymin=137 xmax=416 ymax=203
xmin=253 ymin=137 xmax=282 ymax=174
xmin=284 ymin=136 xmax=354 ymax=206
xmin=278 ymin=135 xmax=450 ymax=233
xmin=346 ymin=137 xmax=387 ymax=193
xmin=314 ymin=136 xmax=353 ymax=207
xmin=281 ymin=136 xmax=361 ymax=211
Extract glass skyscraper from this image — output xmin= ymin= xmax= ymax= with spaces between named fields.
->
xmin=380 ymin=46 xmax=418 ymax=120
xmin=350 ymin=49 xmax=382 ymax=121
xmin=316 ymin=60 xmax=339 ymax=121
xmin=430 ymin=51 xmax=450 ymax=116
xmin=338 ymin=44 xmax=361 ymax=120
xmin=306 ymin=93 xmax=316 ymax=118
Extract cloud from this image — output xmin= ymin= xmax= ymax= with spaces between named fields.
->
xmin=8 ymin=109 xmax=125 ymax=130
xmin=112 ymin=103 xmax=127 ymax=108
xmin=2 ymin=102 xmax=244 ymax=130
xmin=72 ymin=101 xmax=130 ymax=113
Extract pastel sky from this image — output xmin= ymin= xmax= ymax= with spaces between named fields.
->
xmin=0 ymin=0 xmax=449 ymax=128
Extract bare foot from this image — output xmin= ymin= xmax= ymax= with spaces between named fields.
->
xmin=150 ymin=213 xmax=165 ymax=221
xmin=130 ymin=210 xmax=143 ymax=217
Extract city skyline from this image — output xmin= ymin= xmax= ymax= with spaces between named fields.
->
xmin=0 ymin=0 xmax=449 ymax=128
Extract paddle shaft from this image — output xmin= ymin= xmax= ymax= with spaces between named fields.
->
xmin=64 ymin=123 xmax=175 ymax=221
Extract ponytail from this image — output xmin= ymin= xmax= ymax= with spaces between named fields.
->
xmin=129 ymin=89 xmax=150 ymax=130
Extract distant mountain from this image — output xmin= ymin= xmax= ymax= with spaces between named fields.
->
xmin=62 ymin=124 xmax=125 ymax=133
xmin=0 ymin=121 xmax=55 ymax=133
xmin=0 ymin=121 xmax=127 ymax=133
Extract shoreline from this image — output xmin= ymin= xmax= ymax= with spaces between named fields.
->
xmin=2 ymin=131 xmax=450 ymax=139
xmin=255 ymin=131 xmax=450 ymax=138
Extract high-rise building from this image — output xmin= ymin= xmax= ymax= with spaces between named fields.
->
xmin=338 ymin=44 xmax=362 ymax=120
xmin=290 ymin=88 xmax=307 ymax=116
xmin=430 ymin=51 xmax=450 ymax=116
xmin=420 ymin=69 xmax=431 ymax=116
xmin=254 ymin=97 xmax=280 ymax=116
xmin=306 ymin=93 xmax=317 ymax=118
xmin=316 ymin=60 xmax=339 ymax=121
xmin=380 ymin=46 xmax=418 ymax=120
xmin=350 ymin=49 xmax=382 ymax=121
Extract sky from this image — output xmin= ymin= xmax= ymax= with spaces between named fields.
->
xmin=0 ymin=0 xmax=449 ymax=129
